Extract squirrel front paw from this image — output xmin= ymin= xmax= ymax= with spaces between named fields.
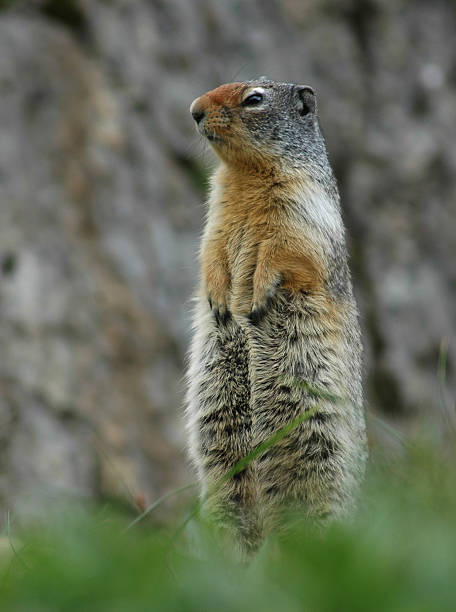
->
xmin=249 ymin=278 xmax=281 ymax=325
xmin=208 ymin=294 xmax=231 ymax=325
xmin=203 ymin=260 xmax=231 ymax=326
xmin=249 ymin=295 xmax=274 ymax=325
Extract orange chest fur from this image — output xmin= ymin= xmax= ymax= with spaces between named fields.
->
xmin=210 ymin=186 xmax=327 ymax=298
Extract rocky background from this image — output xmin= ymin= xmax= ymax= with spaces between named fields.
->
xmin=0 ymin=0 xmax=454 ymax=516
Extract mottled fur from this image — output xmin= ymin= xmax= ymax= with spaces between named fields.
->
xmin=186 ymin=79 xmax=367 ymax=554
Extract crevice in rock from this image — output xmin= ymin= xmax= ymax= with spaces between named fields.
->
xmin=40 ymin=0 xmax=88 ymax=38
xmin=173 ymin=152 xmax=209 ymax=195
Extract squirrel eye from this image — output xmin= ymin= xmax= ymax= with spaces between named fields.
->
xmin=242 ymin=92 xmax=264 ymax=106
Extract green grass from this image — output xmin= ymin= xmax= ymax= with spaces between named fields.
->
xmin=2 ymin=366 xmax=455 ymax=610
xmin=1 ymin=433 xmax=456 ymax=611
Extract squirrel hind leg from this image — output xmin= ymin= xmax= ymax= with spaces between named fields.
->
xmin=248 ymin=291 xmax=364 ymax=521
xmin=189 ymin=308 xmax=265 ymax=549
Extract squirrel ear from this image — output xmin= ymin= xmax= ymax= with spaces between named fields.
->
xmin=294 ymin=85 xmax=316 ymax=116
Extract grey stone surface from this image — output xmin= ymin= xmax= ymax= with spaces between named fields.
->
xmin=0 ymin=0 xmax=454 ymax=514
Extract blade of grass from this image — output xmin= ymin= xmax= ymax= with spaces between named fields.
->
xmin=125 ymin=483 xmax=198 ymax=531
xmin=218 ymin=405 xmax=319 ymax=486
xmin=368 ymin=413 xmax=410 ymax=448
xmin=6 ymin=511 xmax=28 ymax=571
xmin=173 ymin=404 xmax=319 ymax=540
xmin=176 ymin=378 xmax=358 ymax=538
xmin=438 ymin=337 xmax=456 ymax=437
xmin=293 ymin=377 xmax=413 ymax=448
xmin=287 ymin=378 xmax=342 ymax=403
xmin=92 ymin=435 xmax=138 ymax=509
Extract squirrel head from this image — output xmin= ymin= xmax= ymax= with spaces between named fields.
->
xmin=190 ymin=78 xmax=329 ymax=176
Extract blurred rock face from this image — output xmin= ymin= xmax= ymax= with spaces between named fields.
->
xmin=0 ymin=0 xmax=454 ymax=513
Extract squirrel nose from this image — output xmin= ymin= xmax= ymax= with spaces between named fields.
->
xmin=192 ymin=109 xmax=205 ymax=124
xmin=190 ymin=98 xmax=206 ymax=124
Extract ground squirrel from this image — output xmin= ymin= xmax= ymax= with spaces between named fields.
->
xmin=186 ymin=78 xmax=367 ymax=554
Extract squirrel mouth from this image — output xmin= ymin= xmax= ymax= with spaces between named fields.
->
xmin=200 ymin=127 xmax=224 ymax=144
xmin=206 ymin=133 xmax=223 ymax=143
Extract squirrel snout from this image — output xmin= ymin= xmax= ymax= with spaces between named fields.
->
xmin=192 ymin=109 xmax=205 ymax=124
xmin=190 ymin=98 xmax=205 ymax=124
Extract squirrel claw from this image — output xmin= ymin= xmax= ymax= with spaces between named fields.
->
xmin=249 ymin=294 xmax=274 ymax=325
xmin=249 ymin=305 xmax=266 ymax=325
xmin=208 ymin=297 xmax=231 ymax=326
xmin=214 ymin=306 xmax=231 ymax=326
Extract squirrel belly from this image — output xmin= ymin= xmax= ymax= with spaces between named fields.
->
xmin=185 ymin=79 xmax=367 ymax=554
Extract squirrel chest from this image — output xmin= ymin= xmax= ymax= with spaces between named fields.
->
xmin=206 ymin=169 xmax=326 ymax=317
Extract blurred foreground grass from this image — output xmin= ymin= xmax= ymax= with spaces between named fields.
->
xmin=1 ymin=431 xmax=456 ymax=611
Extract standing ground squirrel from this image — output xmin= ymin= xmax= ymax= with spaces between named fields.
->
xmin=186 ymin=78 xmax=367 ymax=554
